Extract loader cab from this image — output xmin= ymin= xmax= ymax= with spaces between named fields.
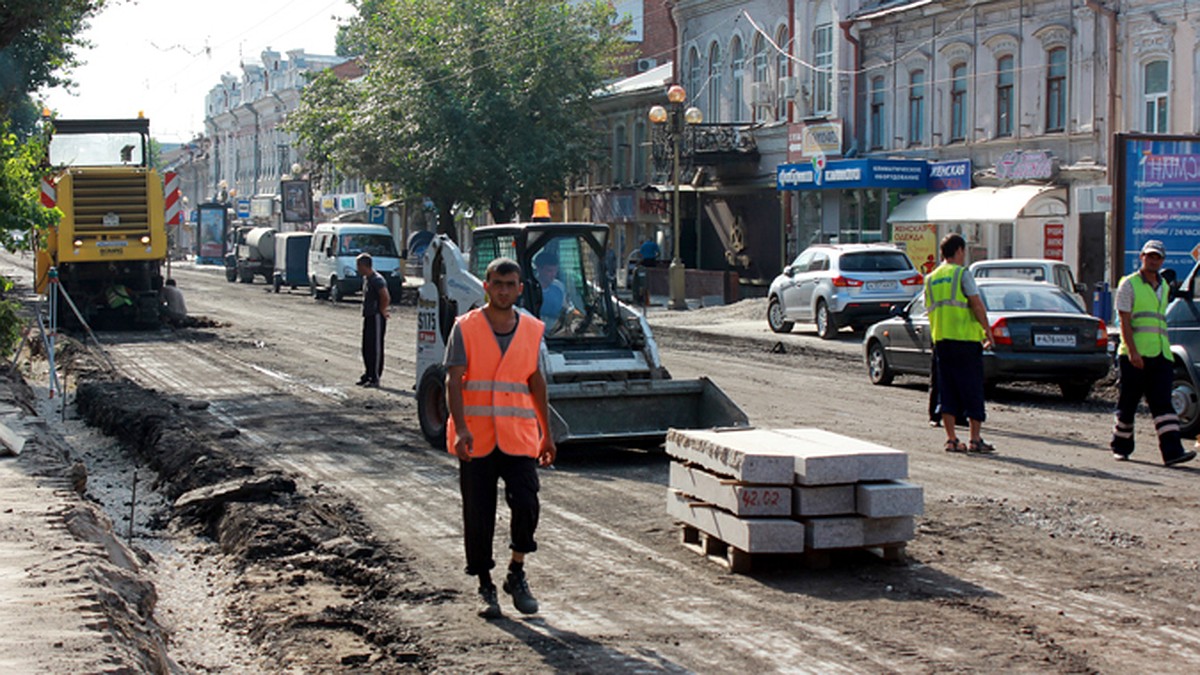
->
xmin=470 ymin=223 xmax=617 ymax=341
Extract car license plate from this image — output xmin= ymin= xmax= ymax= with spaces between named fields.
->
xmin=1034 ymin=333 xmax=1076 ymax=347
xmin=865 ymin=280 xmax=898 ymax=291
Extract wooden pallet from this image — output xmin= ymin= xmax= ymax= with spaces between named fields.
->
xmin=680 ymin=524 xmax=907 ymax=573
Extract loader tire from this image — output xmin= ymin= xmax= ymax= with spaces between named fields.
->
xmin=418 ymin=366 xmax=448 ymax=450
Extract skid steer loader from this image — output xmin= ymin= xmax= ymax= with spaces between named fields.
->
xmin=414 ymin=220 xmax=749 ymax=448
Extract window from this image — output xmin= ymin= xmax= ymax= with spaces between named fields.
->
xmin=708 ymin=43 xmax=723 ymax=122
xmin=1046 ymin=48 xmax=1066 ymax=132
xmin=753 ymin=35 xmax=769 ymax=122
xmin=730 ymin=37 xmax=746 ymax=122
xmin=776 ymin=26 xmax=790 ymax=122
xmin=908 ymin=70 xmax=925 ymax=145
xmin=687 ymin=47 xmax=701 ymax=105
xmin=633 ymin=121 xmax=646 ymax=183
xmin=950 ymin=63 xmax=967 ymax=142
xmin=996 ymin=55 xmax=1014 ymax=137
xmin=1144 ymin=60 xmax=1169 ymax=133
xmin=813 ymin=23 xmax=833 ymax=114
xmin=869 ymin=77 xmax=886 ymax=149
xmin=613 ymin=125 xmax=628 ymax=185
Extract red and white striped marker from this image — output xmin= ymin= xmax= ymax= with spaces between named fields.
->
xmin=40 ymin=177 xmax=56 ymax=208
xmin=163 ymin=171 xmax=181 ymax=225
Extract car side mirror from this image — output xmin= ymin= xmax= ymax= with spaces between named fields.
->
xmin=1171 ymin=282 xmax=1193 ymax=302
xmin=1074 ymin=282 xmax=1087 ymax=294
xmin=890 ymin=303 xmax=908 ymax=319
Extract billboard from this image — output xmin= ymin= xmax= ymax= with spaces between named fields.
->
xmin=281 ymin=179 xmax=312 ymax=223
xmin=1115 ymin=134 xmax=1200 ymax=278
xmin=196 ymin=203 xmax=228 ymax=265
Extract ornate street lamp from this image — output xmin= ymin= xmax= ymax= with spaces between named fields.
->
xmin=649 ymin=84 xmax=702 ymax=310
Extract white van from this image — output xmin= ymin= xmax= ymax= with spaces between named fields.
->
xmin=308 ymin=223 xmax=404 ymax=302
xmin=969 ymin=258 xmax=1087 ymax=310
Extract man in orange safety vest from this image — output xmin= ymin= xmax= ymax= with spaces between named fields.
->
xmin=445 ymin=257 xmax=556 ymax=619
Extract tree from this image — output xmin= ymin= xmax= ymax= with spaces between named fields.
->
xmin=291 ymin=0 xmax=628 ymax=238
xmin=0 ymin=0 xmax=107 ymax=122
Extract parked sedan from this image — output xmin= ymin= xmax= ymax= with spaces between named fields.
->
xmin=863 ymin=279 xmax=1110 ymax=401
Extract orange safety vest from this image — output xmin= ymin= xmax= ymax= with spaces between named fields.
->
xmin=446 ymin=308 xmax=545 ymax=458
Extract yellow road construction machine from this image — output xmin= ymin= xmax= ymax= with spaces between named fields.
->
xmin=35 ymin=118 xmax=167 ymax=327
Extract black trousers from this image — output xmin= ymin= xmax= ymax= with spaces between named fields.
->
xmin=929 ymin=351 xmax=967 ymax=425
xmin=361 ymin=315 xmax=386 ymax=382
xmin=1112 ymin=354 xmax=1187 ymax=461
xmin=459 ymin=451 xmax=540 ymax=577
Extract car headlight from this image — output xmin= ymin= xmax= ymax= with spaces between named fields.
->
xmin=343 ymin=266 xmax=355 ymax=277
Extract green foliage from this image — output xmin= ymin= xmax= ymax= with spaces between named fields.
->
xmin=0 ymin=120 xmax=60 ymax=248
xmin=0 ymin=0 xmax=108 ymax=120
xmin=291 ymin=0 xmax=629 ymax=234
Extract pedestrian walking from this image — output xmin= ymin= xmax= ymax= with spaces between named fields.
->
xmin=925 ymin=233 xmax=996 ymax=454
xmin=1111 ymin=240 xmax=1196 ymax=466
xmin=444 ymin=257 xmax=556 ymax=619
xmin=356 ymin=253 xmax=389 ymax=387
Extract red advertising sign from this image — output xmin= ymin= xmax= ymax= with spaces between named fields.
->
xmin=1043 ymin=223 xmax=1065 ymax=260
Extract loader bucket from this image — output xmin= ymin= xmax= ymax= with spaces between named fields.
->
xmin=546 ymin=377 xmax=749 ymax=445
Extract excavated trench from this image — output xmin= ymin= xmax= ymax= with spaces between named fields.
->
xmin=63 ymin=349 xmax=431 ymax=671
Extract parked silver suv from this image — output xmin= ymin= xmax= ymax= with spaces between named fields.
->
xmin=767 ymin=243 xmax=924 ymax=339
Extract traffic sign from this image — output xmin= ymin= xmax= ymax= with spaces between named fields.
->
xmin=368 ymin=205 xmax=386 ymax=224
xmin=236 ymin=199 xmax=251 ymax=219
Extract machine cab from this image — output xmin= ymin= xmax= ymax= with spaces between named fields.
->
xmin=470 ymin=224 xmax=616 ymax=341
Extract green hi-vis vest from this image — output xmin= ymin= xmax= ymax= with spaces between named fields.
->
xmin=925 ymin=262 xmax=984 ymax=344
xmin=1118 ymin=272 xmax=1172 ymax=360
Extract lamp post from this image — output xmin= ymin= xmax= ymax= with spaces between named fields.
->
xmin=649 ymin=84 xmax=702 ymax=310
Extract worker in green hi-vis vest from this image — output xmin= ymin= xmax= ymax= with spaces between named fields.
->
xmin=925 ymin=233 xmax=996 ymax=454
xmin=1110 ymin=239 xmax=1196 ymax=467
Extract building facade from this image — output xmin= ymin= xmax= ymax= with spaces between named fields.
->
xmin=582 ymin=0 xmax=1200 ymax=297
xmin=204 ymin=49 xmax=360 ymax=224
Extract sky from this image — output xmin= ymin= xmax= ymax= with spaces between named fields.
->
xmin=42 ymin=0 xmax=354 ymax=143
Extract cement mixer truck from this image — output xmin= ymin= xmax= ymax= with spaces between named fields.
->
xmin=225 ymin=226 xmax=276 ymax=284
xmin=414 ymin=220 xmax=749 ymax=448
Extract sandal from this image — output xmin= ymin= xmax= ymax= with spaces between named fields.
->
xmin=944 ymin=439 xmax=967 ymax=453
xmin=968 ymin=438 xmax=996 ymax=454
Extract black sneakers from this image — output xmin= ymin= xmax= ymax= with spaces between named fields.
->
xmin=502 ymin=569 xmax=539 ymax=615
xmin=1165 ymin=450 xmax=1197 ymax=467
xmin=476 ymin=584 xmax=501 ymax=619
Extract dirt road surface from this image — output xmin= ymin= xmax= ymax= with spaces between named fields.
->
xmin=16 ymin=258 xmax=1200 ymax=672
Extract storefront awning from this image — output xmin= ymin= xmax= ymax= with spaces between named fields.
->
xmin=887 ymin=185 xmax=1066 ymax=224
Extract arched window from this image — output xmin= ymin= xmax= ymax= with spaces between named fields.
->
xmin=908 ymin=70 xmax=926 ymax=145
xmin=776 ymin=26 xmax=790 ymax=122
xmin=869 ymin=76 xmax=886 ymax=150
xmin=1144 ymin=59 xmax=1169 ymax=133
xmin=730 ymin=36 xmax=746 ymax=122
xmin=613 ymin=125 xmax=628 ymax=185
xmin=1046 ymin=48 xmax=1067 ymax=132
xmin=813 ymin=3 xmax=834 ymax=115
xmin=687 ymin=47 xmax=701 ymax=103
xmin=752 ymin=34 xmax=768 ymax=122
xmin=996 ymin=55 xmax=1014 ymax=137
xmin=950 ymin=63 xmax=968 ymax=142
xmin=708 ymin=42 xmax=722 ymax=123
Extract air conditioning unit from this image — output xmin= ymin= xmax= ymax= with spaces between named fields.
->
xmin=750 ymin=82 xmax=774 ymax=107
xmin=636 ymin=57 xmax=657 ymax=73
xmin=779 ymin=76 xmax=798 ymax=100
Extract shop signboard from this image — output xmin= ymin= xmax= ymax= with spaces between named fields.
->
xmin=1043 ymin=223 xmax=1065 ymax=260
xmin=928 ymin=160 xmax=972 ymax=191
xmin=1115 ymin=134 xmax=1200 ymax=277
xmin=777 ymin=158 xmax=928 ymax=191
xmin=891 ymin=223 xmax=939 ymax=274
xmin=787 ymin=120 xmax=843 ymax=162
